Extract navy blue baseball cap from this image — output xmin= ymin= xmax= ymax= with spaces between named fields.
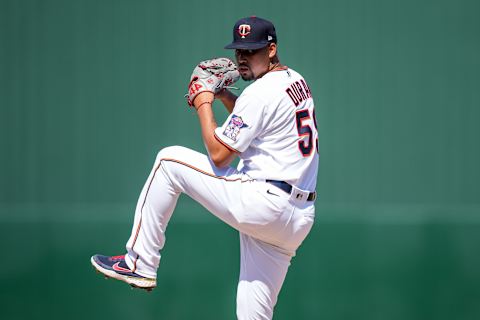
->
xmin=225 ymin=16 xmax=277 ymax=50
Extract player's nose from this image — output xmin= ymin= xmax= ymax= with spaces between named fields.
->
xmin=236 ymin=57 xmax=248 ymax=65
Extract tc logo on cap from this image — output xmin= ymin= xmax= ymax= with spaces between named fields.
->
xmin=238 ymin=24 xmax=251 ymax=38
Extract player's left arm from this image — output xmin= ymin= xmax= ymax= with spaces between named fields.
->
xmin=194 ymin=92 xmax=238 ymax=168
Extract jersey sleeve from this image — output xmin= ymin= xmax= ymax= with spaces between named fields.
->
xmin=214 ymin=93 xmax=266 ymax=153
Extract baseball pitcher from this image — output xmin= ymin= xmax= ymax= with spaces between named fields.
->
xmin=91 ymin=16 xmax=319 ymax=320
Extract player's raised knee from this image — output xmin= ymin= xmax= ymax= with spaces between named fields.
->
xmin=156 ymin=146 xmax=186 ymax=161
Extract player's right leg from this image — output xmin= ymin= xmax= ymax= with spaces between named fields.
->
xmin=235 ymin=196 xmax=315 ymax=319
xmin=235 ymin=234 xmax=292 ymax=320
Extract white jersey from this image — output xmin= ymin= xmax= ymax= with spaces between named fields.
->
xmin=214 ymin=68 xmax=319 ymax=191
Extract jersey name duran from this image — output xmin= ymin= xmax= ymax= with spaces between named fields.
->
xmin=215 ymin=68 xmax=319 ymax=191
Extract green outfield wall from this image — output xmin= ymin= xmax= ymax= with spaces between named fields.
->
xmin=1 ymin=0 xmax=479 ymax=319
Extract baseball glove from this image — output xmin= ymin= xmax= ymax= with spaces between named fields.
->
xmin=186 ymin=57 xmax=240 ymax=106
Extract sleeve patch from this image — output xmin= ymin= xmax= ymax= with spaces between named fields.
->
xmin=223 ymin=114 xmax=248 ymax=141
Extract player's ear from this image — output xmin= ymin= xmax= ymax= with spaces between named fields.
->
xmin=268 ymin=43 xmax=277 ymax=59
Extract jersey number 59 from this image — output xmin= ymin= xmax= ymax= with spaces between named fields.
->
xmin=295 ymin=109 xmax=319 ymax=157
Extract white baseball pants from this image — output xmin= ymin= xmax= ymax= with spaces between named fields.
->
xmin=124 ymin=146 xmax=315 ymax=320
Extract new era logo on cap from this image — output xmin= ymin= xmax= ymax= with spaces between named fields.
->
xmin=225 ymin=16 xmax=277 ymax=50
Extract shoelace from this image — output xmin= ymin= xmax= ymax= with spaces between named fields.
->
xmin=110 ymin=255 xmax=125 ymax=260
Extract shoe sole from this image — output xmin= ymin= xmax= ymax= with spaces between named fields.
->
xmin=90 ymin=256 xmax=156 ymax=292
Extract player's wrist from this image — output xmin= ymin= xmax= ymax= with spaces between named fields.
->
xmin=194 ymin=92 xmax=214 ymax=104
xmin=193 ymin=92 xmax=214 ymax=110
xmin=195 ymin=100 xmax=213 ymax=111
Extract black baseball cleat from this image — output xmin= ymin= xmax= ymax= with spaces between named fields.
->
xmin=91 ymin=254 xmax=156 ymax=291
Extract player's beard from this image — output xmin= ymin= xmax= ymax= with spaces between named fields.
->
xmin=238 ymin=65 xmax=254 ymax=81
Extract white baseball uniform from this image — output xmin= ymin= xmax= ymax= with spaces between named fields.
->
xmin=124 ymin=67 xmax=318 ymax=320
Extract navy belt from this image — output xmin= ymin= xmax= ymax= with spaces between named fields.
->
xmin=266 ymin=180 xmax=316 ymax=201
